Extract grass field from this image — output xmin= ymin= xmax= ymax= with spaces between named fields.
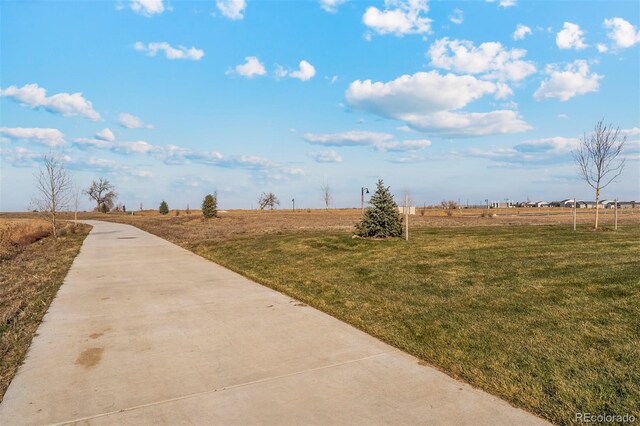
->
xmin=67 ymin=210 xmax=640 ymax=425
xmin=1 ymin=210 xmax=638 ymax=423
xmin=194 ymin=224 xmax=639 ymax=425
xmin=0 ymin=221 xmax=90 ymax=402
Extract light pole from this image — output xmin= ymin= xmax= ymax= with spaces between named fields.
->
xmin=361 ymin=187 xmax=369 ymax=214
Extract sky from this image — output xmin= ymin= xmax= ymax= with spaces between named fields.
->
xmin=1 ymin=0 xmax=639 ymax=211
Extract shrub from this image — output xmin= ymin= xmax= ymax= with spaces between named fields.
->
xmin=159 ymin=200 xmax=169 ymax=215
xmin=202 ymin=193 xmax=218 ymax=218
xmin=355 ymin=179 xmax=403 ymax=238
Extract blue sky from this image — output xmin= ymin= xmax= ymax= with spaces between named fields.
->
xmin=1 ymin=0 xmax=639 ymax=211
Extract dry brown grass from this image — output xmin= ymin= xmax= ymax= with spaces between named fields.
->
xmin=0 ymin=219 xmax=52 ymax=260
xmin=27 ymin=207 xmax=637 ymax=250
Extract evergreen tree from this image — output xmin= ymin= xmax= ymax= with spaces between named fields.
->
xmin=355 ymin=180 xmax=403 ymax=238
xmin=159 ymin=200 xmax=169 ymax=215
xmin=202 ymin=193 xmax=218 ymax=218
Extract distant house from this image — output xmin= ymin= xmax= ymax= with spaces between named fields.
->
xmin=620 ymin=201 xmax=638 ymax=209
xmin=549 ymin=199 xmax=575 ymax=207
xmin=576 ymin=201 xmax=597 ymax=208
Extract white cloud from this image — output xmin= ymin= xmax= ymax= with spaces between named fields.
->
xmin=320 ymin=0 xmax=346 ymax=13
xmin=130 ymin=0 xmax=164 ymax=16
xmin=556 ymin=22 xmax=588 ymax=50
xmin=464 ymin=136 xmax=579 ymax=165
xmin=486 ymin=0 xmax=517 ymax=8
xmin=0 ymin=127 xmax=65 ymax=147
xmin=345 ymin=71 xmax=530 ymax=136
xmin=513 ymin=24 xmax=532 ymax=40
xmin=0 ymin=146 xmax=43 ymax=168
xmin=534 ymin=60 xmax=602 ymax=101
xmin=95 ymin=128 xmax=115 ymax=142
xmin=118 ymin=113 xmax=153 ymax=129
xmin=362 ymin=0 xmax=431 ymax=36
xmin=621 ymin=127 xmax=640 ymax=136
xmin=276 ymin=60 xmax=317 ymax=81
xmin=514 ymin=137 xmax=579 ymax=153
xmin=74 ymin=138 xmax=156 ymax=155
xmin=378 ymin=139 xmax=431 ymax=152
xmin=232 ymin=56 xmax=267 ymax=78
xmin=309 ymin=150 xmax=343 ymax=163
xmin=596 ymin=43 xmax=609 ymax=53
xmin=303 ymin=130 xmax=431 ymax=152
xmin=428 ymin=37 xmax=536 ymax=82
xmin=449 ymin=8 xmax=463 ymax=25
xmin=0 ymin=83 xmax=101 ymax=121
xmin=290 ymin=60 xmax=316 ymax=81
xmin=216 ymin=0 xmax=246 ymax=20
xmin=603 ymin=17 xmax=640 ymax=49
xmin=304 ymin=130 xmax=393 ymax=147
xmin=134 ymin=42 xmax=204 ymax=61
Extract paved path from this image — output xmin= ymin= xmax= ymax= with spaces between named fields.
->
xmin=0 ymin=221 xmax=547 ymax=425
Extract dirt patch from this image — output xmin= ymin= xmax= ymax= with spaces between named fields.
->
xmin=75 ymin=347 xmax=104 ymax=368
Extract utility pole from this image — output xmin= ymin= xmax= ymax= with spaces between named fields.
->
xmin=292 ymin=198 xmax=295 ymax=212
xmin=404 ymin=193 xmax=409 ymax=241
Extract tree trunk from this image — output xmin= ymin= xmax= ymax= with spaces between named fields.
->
xmin=594 ymin=187 xmax=600 ymax=230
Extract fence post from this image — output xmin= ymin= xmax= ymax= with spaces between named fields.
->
xmin=573 ymin=198 xmax=577 ymax=232
xmin=614 ymin=198 xmax=618 ymax=230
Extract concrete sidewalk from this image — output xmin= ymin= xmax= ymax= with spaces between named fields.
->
xmin=0 ymin=220 xmax=547 ymax=425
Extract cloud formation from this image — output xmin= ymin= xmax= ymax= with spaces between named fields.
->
xmin=0 ymin=127 xmax=66 ymax=147
xmin=534 ymin=60 xmax=602 ymax=101
xmin=345 ymin=71 xmax=530 ymax=136
xmin=603 ymin=17 xmax=640 ymax=49
xmin=449 ymin=8 xmax=463 ymax=25
xmin=428 ymin=37 xmax=536 ymax=82
xmin=319 ymin=0 xmax=346 ymax=13
xmin=363 ymin=0 xmax=431 ymax=36
xmin=276 ymin=60 xmax=317 ymax=81
xmin=118 ymin=113 xmax=154 ymax=129
xmin=309 ymin=150 xmax=343 ymax=163
xmin=0 ymin=83 xmax=101 ymax=121
xmin=130 ymin=0 xmax=165 ymax=17
xmin=303 ymin=130 xmax=432 ymax=152
xmin=513 ymin=24 xmax=532 ymax=40
xmin=232 ymin=56 xmax=267 ymax=78
xmin=95 ymin=128 xmax=115 ymax=142
xmin=556 ymin=22 xmax=588 ymax=50
xmin=216 ymin=0 xmax=246 ymax=20
xmin=134 ymin=42 xmax=204 ymax=60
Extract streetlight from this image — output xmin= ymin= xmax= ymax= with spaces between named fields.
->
xmin=361 ymin=187 xmax=369 ymax=214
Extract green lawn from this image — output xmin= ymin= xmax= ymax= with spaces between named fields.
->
xmin=193 ymin=224 xmax=640 ymax=425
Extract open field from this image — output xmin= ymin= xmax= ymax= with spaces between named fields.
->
xmin=1 ymin=210 xmax=638 ymax=422
xmin=12 ymin=209 xmax=632 ymax=424
xmin=0 ymin=221 xmax=91 ymax=401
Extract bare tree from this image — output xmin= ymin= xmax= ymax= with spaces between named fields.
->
xmin=321 ymin=182 xmax=332 ymax=209
xmin=85 ymin=178 xmax=117 ymax=213
xmin=574 ymin=119 xmax=626 ymax=229
xmin=258 ymin=192 xmax=280 ymax=210
xmin=33 ymin=154 xmax=73 ymax=238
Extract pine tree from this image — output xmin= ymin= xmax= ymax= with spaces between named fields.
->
xmin=159 ymin=200 xmax=169 ymax=215
xmin=202 ymin=193 xmax=218 ymax=218
xmin=355 ymin=179 xmax=403 ymax=238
